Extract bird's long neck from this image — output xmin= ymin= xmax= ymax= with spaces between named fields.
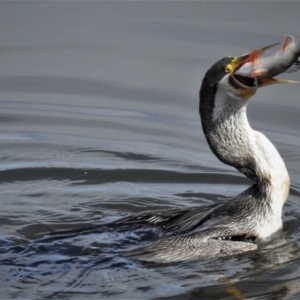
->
xmin=200 ymin=85 xmax=290 ymax=207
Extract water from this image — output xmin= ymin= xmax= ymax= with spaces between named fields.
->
xmin=1 ymin=2 xmax=300 ymax=299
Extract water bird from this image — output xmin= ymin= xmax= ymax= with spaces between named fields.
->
xmin=112 ymin=38 xmax=300 ymax=263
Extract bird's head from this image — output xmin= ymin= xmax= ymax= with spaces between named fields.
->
xmin=199 ymin=42 xmax=294 ymax=126
xmin=207 ymin=42 xmax=287 ymax=102
xmin=199 ymin=41 xmax=297 ymax=182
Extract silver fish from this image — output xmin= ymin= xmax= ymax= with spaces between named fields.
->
xmin=285 ymin=58 xmax=300 ymax=73
xmin=236 ymin=35 xmax=300 ymax=80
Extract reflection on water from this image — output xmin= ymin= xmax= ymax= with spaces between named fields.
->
xmin=2 ymin=140 xmax=300 ymax=299
xmin=1 ymin=1 xmax=300 ymax=299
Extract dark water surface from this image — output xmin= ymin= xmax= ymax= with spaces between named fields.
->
xmin=1 ymin=2 xmax=300 ymax=299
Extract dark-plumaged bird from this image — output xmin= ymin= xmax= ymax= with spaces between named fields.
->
xmin=112 ymin=38 xmax=300 ymax=263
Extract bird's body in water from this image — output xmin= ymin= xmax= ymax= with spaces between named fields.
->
xmin=35 ymin=37 xmax=300 ymax=262
xmin=110 ymin=39 xmax=300 ymax=263
xmin=112 ymin=39 xmax=300 ymax=263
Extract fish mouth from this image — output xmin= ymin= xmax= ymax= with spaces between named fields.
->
xmin=225 ymin=42 xmax=279 ymax=92
xmin=229 ymin=56 xmax=295 ymax=90
xmin=227 ymin=58 xmax=258 ymax=98
xmin=227 ymin=40 xmax=297 ymax=96
xmin=229 ymin=73 xmax=257 ymax=90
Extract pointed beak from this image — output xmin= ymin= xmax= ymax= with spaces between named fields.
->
xmin=238 ymin=42 xmax=281 ymax=63
xmin=226 ymin=42 xmax=280 ymax=75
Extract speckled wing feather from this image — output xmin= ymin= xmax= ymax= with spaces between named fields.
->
xmin=123 ymin=227 xmax=257 ymax=263
xmin=112 ymin=202 xmax=223 ymax=234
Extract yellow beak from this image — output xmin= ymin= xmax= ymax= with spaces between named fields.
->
xmin=226 ymin=42 xmax=280 ymax=74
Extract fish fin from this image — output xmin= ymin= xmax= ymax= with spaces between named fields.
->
xmin=252 ymin=69 xmax=268 ymax=77
xmin=282 ymin=35 xmax=295 ymax=52
xmin=275 ymin=79 xmax=298 ymax=84
xmin=249 ymin=49 xmax=263 ymax=64
xmin=258 ymin=78 xmax=298 ymax=87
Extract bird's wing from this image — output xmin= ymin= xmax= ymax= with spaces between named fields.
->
xmin=112 ymin=202 xmax=223 ymax=234
xmin=123 ymin=225 xmax=257 ymax=263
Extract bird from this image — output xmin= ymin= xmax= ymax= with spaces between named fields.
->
xmin=111 ymin=42 xmax=300 ymax=263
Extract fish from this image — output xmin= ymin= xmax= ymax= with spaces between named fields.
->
xmin=235 ymin=35 xmax=300 ymax=80
xmin=285 ymin=58 xmax=300 ymax=73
